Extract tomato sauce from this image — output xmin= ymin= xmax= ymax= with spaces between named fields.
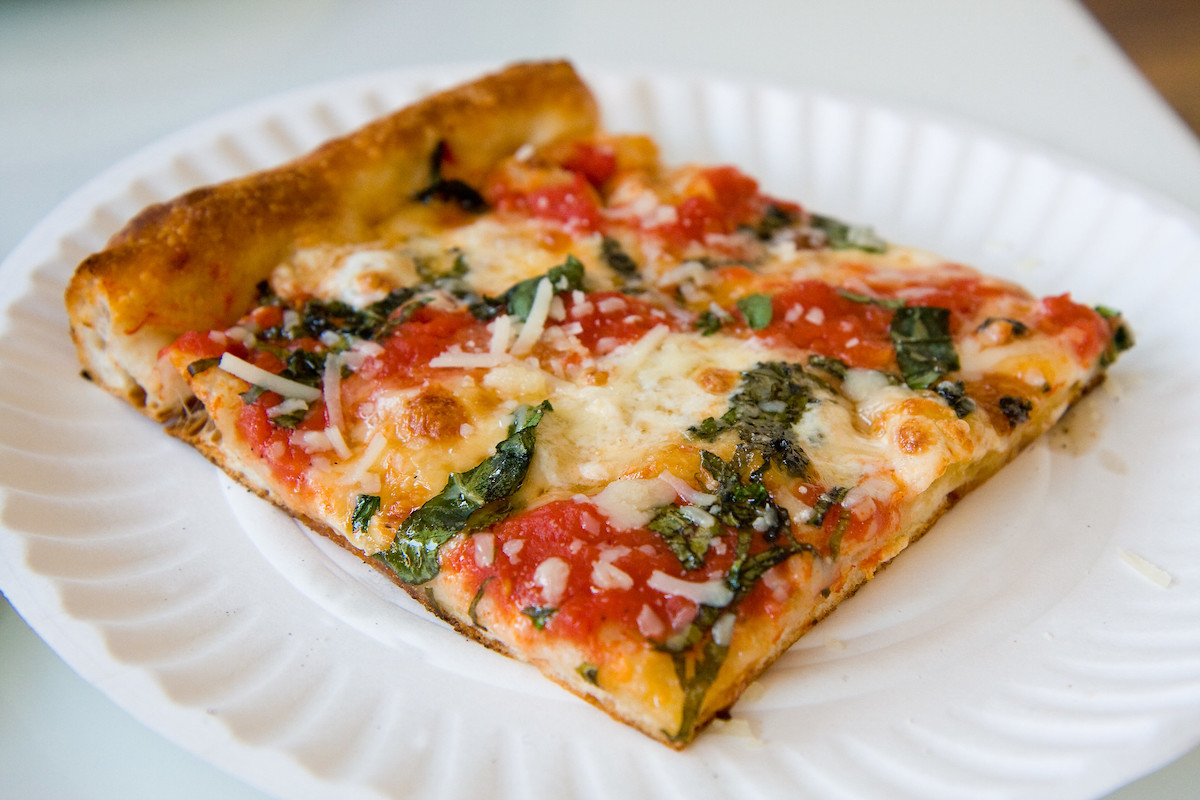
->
xmin=443 ymin=498 xmax=737 ymax=642
xmin=560 ymin=290 xmax=678 ymax=353
xmin=755 ymin=280 xmax=897 ymax=371
xmin=1033 ymin=293 xmax=1112 ymax=361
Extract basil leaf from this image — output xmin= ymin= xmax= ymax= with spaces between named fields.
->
xmin=749 ymin=203 xmax=798 ymax=241
xmin=736 ymin=293 xmax=774 ymax=330
xmin=837 ymin=288 xmax=904 ymax=309
xmin=689 ymin=362 xmax=816 ymax=478
xmin=521 ymin=605 xmax=556 ymax=631
xmin=1096 ymin=306 xmax=1135 ymax=366
xmin=665 ymin=637 xmax=729 ymax=744
xmin=695 ymin=310 xmax=724 ymax=336
xmin=933 ymin=379 xmax=976 ymax=418
xmin=810 ymin=214 xmax=887 ymax=253
xmin=375 ymin=401 xmax=551 ymax=585
xmin=186 ymin=357 xmax=220 ymax=377
xmin=648 ymin=506 xmax=717 ymax=571
xmin=889 ymin=305 xmax=959 ymax=389
xmin=976 ymin=316 xmax=1029 ymax=336
xmin=600 ymin=236 xmax=639 ymax=278
xmin=810 ymin=486 xmax=848 ymax=527
xmin=577 ymin=662 xmax=600 ymax=685
xmin=998 ymin=395 xmax=1033 ymax=427
xmin=468 ymin=575 xmax=493 ymax=630
xmin=498 ymin=255 xmax=586 ymax=320
xmin=352 ymin=494 xmax=381 ymax=537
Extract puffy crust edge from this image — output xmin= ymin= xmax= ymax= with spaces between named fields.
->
xmin=65 ymin=60 xmax=600 ymax=421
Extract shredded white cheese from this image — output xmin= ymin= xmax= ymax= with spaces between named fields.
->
xmin=218 ymin=352 xmax=321 ymax=401
xmin=510 ymin=278 xmax=554 ymax=356
xmin=647 ymin=570 xmax=734 ymax=608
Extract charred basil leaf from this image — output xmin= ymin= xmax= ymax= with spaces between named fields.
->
xmin=1096 ymin=305 xmax=1135 ymax=366
xmin=600 ymin=236 xmax=639 ymax=278
xmin=413 ymin=140 xmax=488 ymax=212
xmin=810 ymin=214 xmax=888 ymax=253
xmin=352 ymin=494 xmax=381 ymax=537
xmin=933 ymin=379 xmax=976 ymax=418
xmin=749 ymin=203 xmax=798 ymax=241
xmin=414 ymin=179 xmax=488 ymax=212
xmin=186 ymin=357 xmax=220 ymax=377
xmin=890 ymin=305 xmax=960 ymax=390
xmin=736 ymin=293 xmax=774 ymax=330
xmin=977 ymin=316 xmax=1030 ymax=336
xmin=375 ymin=401 xmax=551 ymax=585
xmin=998 ymin=395 xmax=1033 ymax=427
xmin=577 ymin=662 xmax=600 ymax=685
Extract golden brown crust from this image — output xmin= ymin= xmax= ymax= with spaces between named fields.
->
xmin=65 ymin=61 xmax=600 ymax=419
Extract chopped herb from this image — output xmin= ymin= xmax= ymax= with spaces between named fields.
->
xmin=807 ymin=354 xmax=848 ymax=381
xmin=665 ymin=637 xmax=729 ymax=744
xmin=239 ymin=384 xmax=267 ymax=404
xmin=889 ymin=305 xmax=960 ymax=389
xmin=577 ymin=662 xmax=600 ymax=685
xmin=278 ymin=348 xmax=326 ymax=388
xmin=976 ymin=316 xmax=1029 ymax=336
xmin=351 ymin=494 xmax=381 ymax=537
xmin=600 ymin=236 xmax=639 ymax=278
xmin=736 ymin=293 xmax=774 ymax=330
xmin=695 ymin=309 xmax=725 ymax=336
xmin=648 ymin=506 xmax=717 ymax=571
xmin=1096 ymin=306 xmax=1135 ymax=366
xmin=810 ymin=486 xmax=848 ymax=527
xmin=186 ymin=357 xmax=220 ymax=377
xmin=413 ymin=140 xmax=488 ymax=212
xmin=837 ymin=288 xmax=905 ymax=309
xmin=493 ymin=255 xmax=586 ymax=321
xmin=374 ymin=401 xmax=551 ymax=585
xmin=468 ymin=576 xmax=492 ymax=630
xmin=933 ymin=379 xmax=976 ymax=418
xmin=749 ymin=203 xmax=798 ymax=241
xmin=689 ymin=361 xmax=818 ymax=478
xmin=810 ymin=214 xmax=887 ymax=253
xmin=521 ymin=605 xmax=556 ymax=630
xmin=826 ymin=508 xmax=852 ymax=559
xmin=998 ymin=395 xmax=1033 ymax=427
xmin=271 ymin=405 xmax=309 ymax=429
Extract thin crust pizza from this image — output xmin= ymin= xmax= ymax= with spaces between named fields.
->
xmin=66 ymin=61 xmax=1132 ymax=746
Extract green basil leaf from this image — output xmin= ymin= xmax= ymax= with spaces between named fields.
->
xmin=375 ymin=401 xmax=551 ymax=585
xmin=736 ymin=293 xmax=774 ymax=330
xmin=521 ymin=605 xmax=556 ymax=630
xmin=810 ymin=214 xmax=887 ymax=253
xmin=352 ymin=494 xmax=381 ymax=537
xmin=837 ymin=288 xmax=904 ymax=309
xmin=889 ymin=305 xmax=959 ymax=389
xmin=500 ymin=255 xmax=586 ymax=320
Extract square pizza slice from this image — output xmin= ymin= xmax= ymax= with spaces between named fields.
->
xmin=66 ymin=61 xmax=1132 ymax=746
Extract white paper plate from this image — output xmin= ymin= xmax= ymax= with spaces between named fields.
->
xmin=2 ymin=64 xmax=1199 ymax=800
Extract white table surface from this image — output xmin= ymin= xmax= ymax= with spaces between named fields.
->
xmin=2 ymin=1 xmax=1199 ymax=797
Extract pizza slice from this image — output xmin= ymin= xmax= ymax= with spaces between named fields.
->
xmin=66 ymin=61 xmax=1132 ymax=746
